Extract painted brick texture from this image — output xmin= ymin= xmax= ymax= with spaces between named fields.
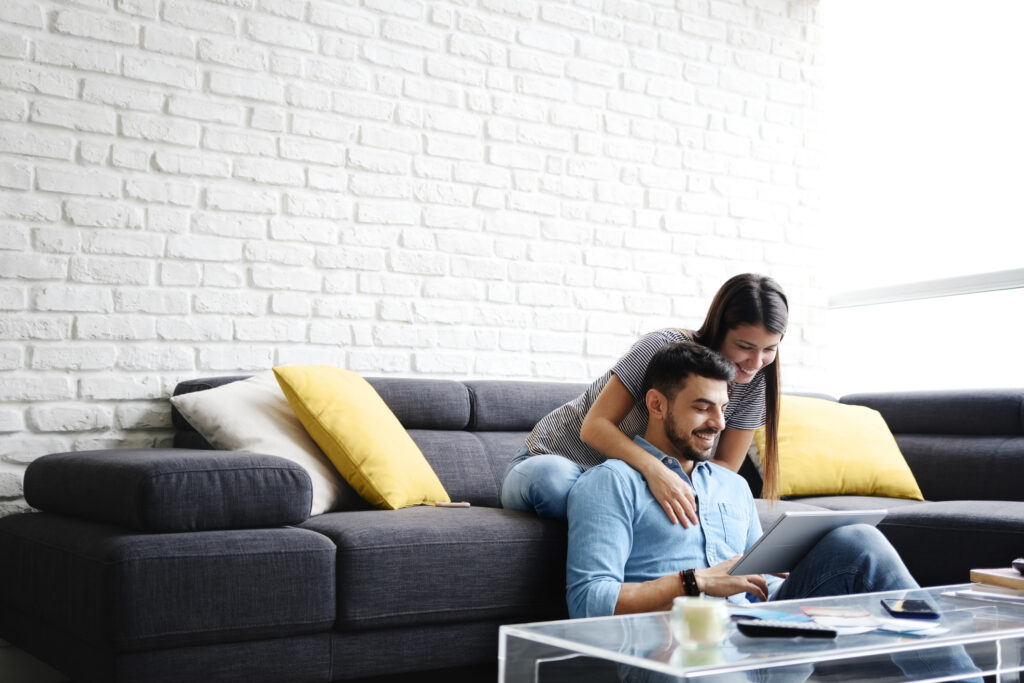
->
xmin=0 ymin=0 xmax=825 ymax=515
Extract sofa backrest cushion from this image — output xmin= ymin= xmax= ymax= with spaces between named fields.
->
xmin=464 ymin=380 xmax=587 ymax=430
xmin=840 ymin=389 xmax=1024 ymax=436
xmin=172 ymin=375 xmax=588 ymax=510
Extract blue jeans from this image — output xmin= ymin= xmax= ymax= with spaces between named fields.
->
xmin=500 ymin=446 xmax=582 ymax=519
xmin=773 ymin=524 xmax=916 ymax=601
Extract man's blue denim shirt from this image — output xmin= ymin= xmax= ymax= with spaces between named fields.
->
xmin=565 ymin=436 xmax=782 ymax=618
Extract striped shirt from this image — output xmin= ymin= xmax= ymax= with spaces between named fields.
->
xmin=525 ymin=329 xmax=767 ymax=470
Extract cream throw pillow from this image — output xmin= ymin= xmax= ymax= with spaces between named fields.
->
xmin=170 ymin=371 xmax=345 ymax=515
xmin=754 ymin=395 xmax=924 ymax=500
xmin=273 ymin=365 xmax=450 ymax=510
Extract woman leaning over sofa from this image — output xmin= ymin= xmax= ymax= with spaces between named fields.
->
xmin=500 ymin=273 xmax=788 ymax=525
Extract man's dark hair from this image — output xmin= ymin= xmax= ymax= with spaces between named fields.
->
xmin=642 ymin=341 xmax=735 ymax=401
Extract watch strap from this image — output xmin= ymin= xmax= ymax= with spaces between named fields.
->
xmin=680 ymin=568 xmax=699 ymax=596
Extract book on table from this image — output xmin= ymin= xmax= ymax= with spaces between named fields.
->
xmin=969 ymin=567 xmax=1024 ymax=591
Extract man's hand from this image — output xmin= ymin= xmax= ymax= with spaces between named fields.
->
xmin=694 ymin=556 xmax=769 ymax=601
xmin=643 ymin=464 xmax=698 ymax=527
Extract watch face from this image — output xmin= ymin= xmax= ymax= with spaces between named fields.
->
xmin=682 ymin=569 xmax=699 ymax=596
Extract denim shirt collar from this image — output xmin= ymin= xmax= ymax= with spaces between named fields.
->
xmin=632 ymin=435 xmax=712 ymax=483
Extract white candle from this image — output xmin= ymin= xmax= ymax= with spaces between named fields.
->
xmin=672 ymin=595 xmax=729 ymax=646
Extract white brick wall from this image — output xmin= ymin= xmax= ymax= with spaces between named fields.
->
xmin=0 ymin=0 xmax=826 ymax=515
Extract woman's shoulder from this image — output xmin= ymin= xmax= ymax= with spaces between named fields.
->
xmin=638 ymin=328 xmax=693 ymax=344
xmin=728 ymin=371 xmax=767 ymax=405
xmin=621 ymin=329 xmax=693 ymax=361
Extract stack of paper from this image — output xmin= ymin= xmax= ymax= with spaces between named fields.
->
xmin=944 ymin=567 xmax=1024 ymax=604
xmin=970 ymin=567 xmax=1024 ymax=592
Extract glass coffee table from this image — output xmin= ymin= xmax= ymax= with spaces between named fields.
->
xmin=499 ymin=585 xmax=1024 ymax=682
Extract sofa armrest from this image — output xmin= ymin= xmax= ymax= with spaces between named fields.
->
xmin=25 ymin=449 xmax=313 ymax=532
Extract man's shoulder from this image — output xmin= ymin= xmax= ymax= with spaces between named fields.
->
xmin=586 ymin=458 xmax=641 ymax=480
xmin=573 ymin=459 xmax=644 ymax=494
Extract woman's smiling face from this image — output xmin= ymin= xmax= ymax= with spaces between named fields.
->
xmin=718 ymin=324 xmax=782 ymax=384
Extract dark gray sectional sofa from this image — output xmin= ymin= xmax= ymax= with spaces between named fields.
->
xmin=1 ymin=376 xmax=1022 ymax=683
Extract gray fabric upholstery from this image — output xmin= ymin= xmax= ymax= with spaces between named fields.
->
xmin=24 ymin=449 xmax=313 ymax=532
xmin=409 ymin=429 xmax=527 ymax=508
xmin=408 ymin=430 xmax=500 ymax=507
xmin=115 ymin=634 xmax=333 ymax=683
xmin=879 ymin=500 xmax=1024 ymax=587
xmin=172 ymin=430 xmax=214 ymax=450
xmin=789 ymin=495 xmax=923 ymax=512
xmin=465 ymin=380 xmax=588 ymax=430
xmin=0 ymin=513 xmax=336 ymax=652
xmin=842 ymin=389 xmax=1024 ymax=435
xmin=895 ymin=434 xmax=1024 ymax=502
xmin=329 ymin=620 xmax=504 ymax=679
xmin=367 ymin=377 xmax=472 ymax=430
xmin=0 ymin=612 xmax=332 ymax=683
xmin=299 ymin=506 xmax=567 ymax=631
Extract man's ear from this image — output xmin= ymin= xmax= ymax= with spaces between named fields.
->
xmin=645 ymin=388 xmax=667 ymax=419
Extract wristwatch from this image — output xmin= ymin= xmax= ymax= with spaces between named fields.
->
xmin=679 ymin=568 xmax=699 ymax=596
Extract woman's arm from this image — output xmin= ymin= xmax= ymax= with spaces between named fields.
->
xmin=579 ymin=374 xmax=698 ymax=527
xmin=712 ymin=428 xmax=755 ymax=472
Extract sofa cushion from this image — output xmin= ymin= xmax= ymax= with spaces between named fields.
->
xmin=274 ymin=366 xmax=450 ymax=510
xmin=367 ymin=377 xmax=472 ymax=430
xmin=170 ymin=371 xmax=349 ymax=516
xmin=465 ymin=380 xmax=587 ymax=430
xmin=299 ymin=506 xmax=568 ymax=631
xmin=755 ymin=395 xmax=923 ymax=500
xmin=895 ymin=434 xmax=1024 ymax=502
xmin=789 ymin=495 xmax=924 ymax=512
xmin=841 ymin=389 xmax=1024 ymax=436
xmin=407 ymin=430 xmax=497 ymax=507
xmin=0 ymin=513 xmax=336 ymax=652
xmin=878 ymin=501 xmax=1024 ymax=587
xmin=24 ymin=450 xmax=312 ymax=532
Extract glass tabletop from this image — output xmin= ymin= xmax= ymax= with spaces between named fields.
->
xmin=500 ymin=584 xmax=1024 ymax=680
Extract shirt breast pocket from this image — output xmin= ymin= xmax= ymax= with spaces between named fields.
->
xmin=715 ymin=502 xmax=750 ymax=553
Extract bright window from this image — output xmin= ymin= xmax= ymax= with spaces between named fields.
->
xmin=822 ymin=0 xmax=1024 ymax=394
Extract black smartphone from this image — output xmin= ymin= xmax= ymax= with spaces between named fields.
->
xmin=880 ymin=598 xmax=939 ymax=619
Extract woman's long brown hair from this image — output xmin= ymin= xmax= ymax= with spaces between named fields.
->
xmin=693 ymin=274 xmax=788 ymax=500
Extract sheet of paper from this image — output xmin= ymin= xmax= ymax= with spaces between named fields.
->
xmin=875 ymin=618 xmax=943 ymax=633
xmin=802 ymin=606 xmax=871 ymax=618
xmin=728 ymin=607 xmax=811 ymax=622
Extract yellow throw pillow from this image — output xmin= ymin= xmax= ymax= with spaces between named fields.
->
xmin=754 ymin=395 xmax=924 ymax=500
xmin=273 ymin=366 xmax=450 ymax=510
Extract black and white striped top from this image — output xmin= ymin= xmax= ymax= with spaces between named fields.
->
xmin=525 ymin=329 xmax=767 ymax=470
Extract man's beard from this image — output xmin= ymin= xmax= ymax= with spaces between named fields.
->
xmin=664 ymin=411 xmax=718 ymax=463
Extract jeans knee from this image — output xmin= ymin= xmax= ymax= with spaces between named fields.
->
xmin=532 ymin=456 xmax=581 ymax=491
xmin=823 ymin=523 xmax=887 ymax=550
xmin=825 ymin=524 xmax=916 ymax=589
xmin=501 ymin=454 xmax=582 ymax=519
xmin=821 ymin=525 xmax=891 ymax=566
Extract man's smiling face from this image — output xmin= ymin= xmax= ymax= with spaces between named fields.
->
xmin=661 ymin=375 xmax=729 ymax=463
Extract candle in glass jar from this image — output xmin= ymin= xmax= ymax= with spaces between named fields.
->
xmin=672 ymin=595 xmax=728 ymax=646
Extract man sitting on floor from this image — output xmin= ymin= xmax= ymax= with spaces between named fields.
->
xmin=565 ymin=341 xmax=980 ymax=681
